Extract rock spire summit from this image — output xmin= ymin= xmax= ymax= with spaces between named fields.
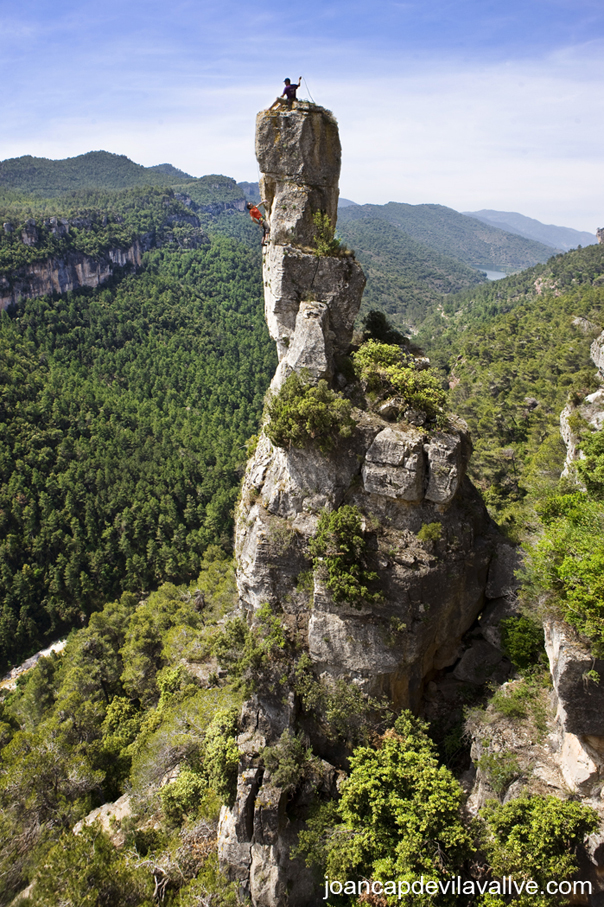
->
xmin=256 ymin=104 xmax=365 ymax=386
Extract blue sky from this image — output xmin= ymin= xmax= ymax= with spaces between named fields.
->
xmin=1 ymin=0 xmax=603 ymax=230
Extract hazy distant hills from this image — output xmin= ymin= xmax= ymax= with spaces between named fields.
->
xmin=464 ymin=208 xmax=596 ymax=252
xmin=337 ymin=202 xmax=558 ymax=273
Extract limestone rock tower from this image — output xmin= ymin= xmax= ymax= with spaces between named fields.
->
xmin=218 ymin=102 xmax=503 ymax=907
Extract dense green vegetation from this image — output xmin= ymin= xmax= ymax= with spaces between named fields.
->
xmin=309 ymin=505 xmax=381 ymax=606
xmin=265 ymin=371 xmax=355 ymax=453
xmin=0 ymin=186 xmax=209 ymax=272
xmin=0 ymin=151 xmax=197 ymax=195
xmin=337 ymin=213 xmax=485 ymax=330
xmin=0 ymin=235 xmax=275 ymax=668
xmin=353 ymin=339 xmax=447 ymax=424
xmin=418 ymin=245 xmax=604 ymax=532
xmin=298 ymin=712 xmax=596 ymax=906
xmin=418 ymin=243 xmax=604 ymax=350
xmin=0 ymin=554 xmax=243 ymax=905
xmin=338 ymin=202 xmax=556 ymax=273
xmin=523 ymin=483 xmax=604 ymax=657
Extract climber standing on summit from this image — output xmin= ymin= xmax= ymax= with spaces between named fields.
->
xmin=269 ymin=77 xmax=302 ymax=111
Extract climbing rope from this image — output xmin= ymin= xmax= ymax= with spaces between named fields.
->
xmin=302 ymin=77 xmax=315 ymax=104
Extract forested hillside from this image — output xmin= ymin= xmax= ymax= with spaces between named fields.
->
xmin=0 ymin=178 xmax=274 ymax=669
xmin=419 ymin=244 xmax=604 ymax=534
xmin=0 ymin=151 xmax=197 ymax=194
xmin=338 ymin=201 xmax=558 ymax=272
xmin=335 ymin=213 xmax=485 ymax=330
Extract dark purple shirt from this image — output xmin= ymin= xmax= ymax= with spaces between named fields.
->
xmin=282 ymin=83 xmax=298 ymax=99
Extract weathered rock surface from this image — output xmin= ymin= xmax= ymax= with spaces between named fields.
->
xmin=592 ymin=329 xmax=604 ymax=377
xmin=220 ymin=102 xmax=507 ymax=907
xmin=256 ymin=107 xmax=340 ymax=248
xmin=544 ymin=619 xmax=604 ymax=738
xmin=0 ymin=209 xmax=209 ymax=310
xmin=465 ymin=670 xmax=604 ymax=903
xmin=73 ymin=793 xmax=131 ymax=846
xmin=561 ymin=388 xmax=604 ymax=476
xmin=263 ymin=243 xmax=365 ymax=368
xmin=0 ymin=240 xmax=149 ymax=310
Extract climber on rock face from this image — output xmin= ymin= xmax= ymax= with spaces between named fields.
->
xmin=269 ymin=77 xmax=302 ymax=111
xmin=246 ymin=201 xmax=269 ymax=245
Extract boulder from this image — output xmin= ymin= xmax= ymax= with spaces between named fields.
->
xmin=362 ymin=427 xmax=425 ymax=500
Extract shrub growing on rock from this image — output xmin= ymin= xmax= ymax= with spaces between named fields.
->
xmin=353 ymin=339 xmax=447 ymax=423
xmin=500 ymin=615 xmax=545 ymax=669
xmin=203 ymin=708 xmax=240 ymax=806
xmin=309 ymin=505 xmax=381 ymax=607
xmin=417 ymin=521 xmax=443 ymax=543
xmin=312 ymin=211 xmax=347 ymax=257
xmin=297 ymin=711 xmax=471 ymax=905
xmin=524 ymin=492 xmax=604 ymax=655
xmin=262 ymin=728 xmax=320 ymax=792
xmin=479 ymin=795 xmax=599 ymax=906
xmin=265 ymin=371 xmax=355 ymax=454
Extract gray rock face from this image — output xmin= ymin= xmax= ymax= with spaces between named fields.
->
xmin=0 ymin=210 xmax=209 ymax=310
xmin=592 ymin=330 xmax=604 ymax=378
xmin=256 ymin=107 xmax=340 ymax=248
xmin=544 ymin=619 xmax=604 ymax=738
xmin=362 ymin=427 xmax=426 ymax=500
xmin=220 ymin=103 xmax=506 ymax=907
xmin=263 ymin=243 xmax=365 ymax=365
xmin=0 ymin=241 xmax=149 ymax=310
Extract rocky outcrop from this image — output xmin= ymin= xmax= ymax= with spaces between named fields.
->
xmin=219 ymin=103 xmax=506 ymax=906
xmin=559 ymin=327 xmax=604 ymax=475
xmin=0 ymin=210 xmax=209 ymax=310
xmin=592 ymin=329 xmax=604 ymax=377
xmin=0 ymin=239 xmax=149 ymax=310
xmin=542 ymin=619 xmax=604 ymax=796
xmin=545 ymin=620 xmax=604 ymax=739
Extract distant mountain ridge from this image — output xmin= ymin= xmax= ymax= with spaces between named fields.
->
xmin=464 ymin=208 xmax=596 ymax=252
xmin=0 ymin=151 xmax=199 ymax=195
xmin=335 ymin=213 xmax=486 ymax=331
xmin=338 ymin=201 xmax=559 ymax=274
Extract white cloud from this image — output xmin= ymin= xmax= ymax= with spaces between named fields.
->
xmin=1 ymin=25 xmax=603 ymax=232
xmin=333 ymin=50 xmax=604 ymax=231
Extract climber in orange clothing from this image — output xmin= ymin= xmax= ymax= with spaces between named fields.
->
xmin=246 ymin=201 xmax=269 ymax=245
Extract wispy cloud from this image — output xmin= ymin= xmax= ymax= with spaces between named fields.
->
xmin=1 ymin=1 xmax=603 ymax=229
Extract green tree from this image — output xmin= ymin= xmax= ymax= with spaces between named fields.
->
xmin=29 ymin=824 xmax=153 ymax=907
xmin=309 ymin=505 xmax=381 ymax=606
xmin=265 ymin=371 xmax=355 ymax=454
xmin=298 ymin=712 xmax=471 ymax=905
xmin=478 ymin=795 xmax=598 ymax=906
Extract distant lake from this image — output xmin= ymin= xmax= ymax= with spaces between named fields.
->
xmin=483 ymin=270 xmax=507 ymax=281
